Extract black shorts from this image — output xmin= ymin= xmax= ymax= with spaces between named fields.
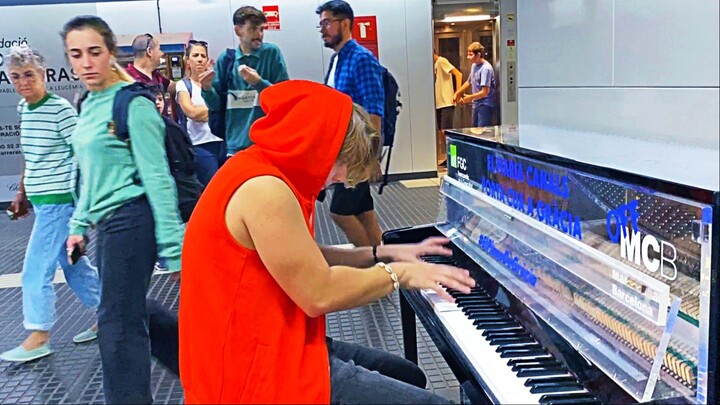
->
xmin=436 ymin=106 xmax=454 ymax=131
xmin=330 ymin=181 xmax=374 ymax=216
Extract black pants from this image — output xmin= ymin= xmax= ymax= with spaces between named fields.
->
xmin=96 ymin=197 xmax=157 ymax=404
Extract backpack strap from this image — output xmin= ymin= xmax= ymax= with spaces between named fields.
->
xmin=182 ymin=77 xmax=193 ymax=99
xmin=76 ymin=90 xmax=90 ymax=114
xmin=324 ymin=54 xmax=337 ymax=84
xmin=112 ymin=82 xmax=156 ymax=142
xmin=218 ymin=48 xmax=236 ymax=95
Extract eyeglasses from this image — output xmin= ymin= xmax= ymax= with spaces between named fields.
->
xmin=188 ymin=39 xmax=208 ymax=48
xmin=317 ymin=18 xmax=343 ymax=29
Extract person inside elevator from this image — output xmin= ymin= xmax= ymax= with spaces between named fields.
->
xmin=61 ymin=15 xmax=185 ymax=404
xmin=176 ymin=40 xmax=224 ymax=185
xmin=434 ymin=51 xmax=462 ymax=166
xmin=454 ymin=42 xmax=496 ymax=127
xmin=199 ymin=6 xmax=289 ymax=157
xmin=317 ymin=0 xmax=384 ymax=248
xmin=179 ymin=80 xmax=475 ymax=404
xmin=0 ymin=44 xmax=100 ymax=364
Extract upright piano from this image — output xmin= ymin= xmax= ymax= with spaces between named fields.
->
xmin=385 ymin=127 xmax=719 ymax=404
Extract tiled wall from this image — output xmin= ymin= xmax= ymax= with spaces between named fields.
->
xmin=517 ymin=0 xmax=719 ymax=189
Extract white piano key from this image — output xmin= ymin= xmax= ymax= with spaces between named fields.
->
xmin=432 ymin=304 xmax=591 ymax=404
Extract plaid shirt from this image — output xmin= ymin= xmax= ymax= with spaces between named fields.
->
xmin=325 ymin=40 xmax=384 ymax=118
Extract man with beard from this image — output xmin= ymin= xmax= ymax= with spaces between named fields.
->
xmin=317 ymin=0 xmax=385 ymax=249
xmin=200 ymin=6 xmax=288 ymax=156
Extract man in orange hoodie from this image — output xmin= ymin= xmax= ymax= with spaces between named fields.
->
xmin=179 ymin=80 xmax=475 ymax=404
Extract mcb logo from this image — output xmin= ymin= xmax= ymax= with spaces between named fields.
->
xmin=606 ymin=199 xmax=678 ymax=281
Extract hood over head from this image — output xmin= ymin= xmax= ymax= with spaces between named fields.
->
xmin=249 ymin=80 xmax=353 ymax=199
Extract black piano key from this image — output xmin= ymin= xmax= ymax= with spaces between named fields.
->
xmin=422 ymin=256 xmax=456 ymax=264
xmin=482 ymin=327 xmax=525 ymax=338
xmin=507 ymin=356 xmax=554 ymax=367
xmin=516 ymin=366 xmax=569 ymax=377
xmin=473 ymin=320 xmax=518 ymax=329
xmin=547 ymin=398 xmax=600 ymax=405
xmin=465 ymin=309 xmax=510 ymax=319
xmin=524 ymin=376 xmax=578 ymax=387
xmin=529 ymin=382 xmax=585 ymax=394
xmin=467 ymin=314 xmax=510 ymax=322
xmin=460 ymin=304 xmax=502 ymax=312
xmin=499 ymin=348 xmax=548 ymax=358
xmin=539 ymin=393 xmax=599 ymax=404
xmin=488 ymin=336 xmax=535 ymax=346
xmin=511 ymin=359 xmax=562 ymax=370
xmin=507 ymin=356 xmax=555 ymax=367
xmin=455 ymin=297 xmax=494 ymax=304
xmin=496 ymin=343 xmax=543 ymax=353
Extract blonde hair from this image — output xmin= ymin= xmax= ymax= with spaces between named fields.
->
xmin=468 ymin=42 xmax=485 ymax=56
xmin=338 ymin=104 xmax=381 ymax=187
xmin=112 ymin=60 xmax=135 ymax=83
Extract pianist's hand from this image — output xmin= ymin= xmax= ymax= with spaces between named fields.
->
xmin=384 ymin=236 xmax=453 ymax=263
xmin=393 ymin=262 xmax=475 ymax=302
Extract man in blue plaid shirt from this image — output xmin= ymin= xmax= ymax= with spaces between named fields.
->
xmin=318 ymin=0 xmax=385 ymax=248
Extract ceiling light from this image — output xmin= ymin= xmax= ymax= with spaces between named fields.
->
xmin=465 ymin=8 xmax=481 ymax=12
xmin=441 ymin=14 xmax=492 ymax=23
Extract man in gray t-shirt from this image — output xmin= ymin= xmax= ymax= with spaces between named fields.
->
xmin=454 ymin=42 xmax=496 ymax=127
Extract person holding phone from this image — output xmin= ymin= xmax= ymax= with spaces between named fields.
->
xmin=0 ymin=45 xmax=100 ymax=364
xmin=62 ymin=16 xmax=184 ymax=404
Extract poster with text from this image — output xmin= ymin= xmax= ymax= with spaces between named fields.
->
xmin=0 ymin=3 xmax=94 ymax=202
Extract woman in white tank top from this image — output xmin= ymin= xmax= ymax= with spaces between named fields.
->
xmin=175 ymin=40 xmax=224 ymax=185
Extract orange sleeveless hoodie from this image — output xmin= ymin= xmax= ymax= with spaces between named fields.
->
xmin=179 ymin=80 xmax=353 ymax=404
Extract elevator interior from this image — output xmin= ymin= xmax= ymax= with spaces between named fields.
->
xmin=432 ymin=0 xmax=500 ymax=169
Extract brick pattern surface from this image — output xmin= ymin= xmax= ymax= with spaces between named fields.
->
xmin=0 ymin=183 xmax=459 ymax=404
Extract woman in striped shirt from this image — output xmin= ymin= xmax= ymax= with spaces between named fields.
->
xmin=0 ymin=45 xmax=100 ymax=363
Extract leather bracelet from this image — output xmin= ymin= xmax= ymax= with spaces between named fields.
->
xmin=372 ymin=245 xmax=379 ymax=264
xmin=376 ymin=262 xmax=399 ymax=291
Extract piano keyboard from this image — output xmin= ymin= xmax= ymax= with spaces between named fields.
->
xmin=422 ymin=255 xmax=601 ymax=404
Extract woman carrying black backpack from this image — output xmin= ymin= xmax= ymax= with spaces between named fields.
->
xmin=62 ymin=15 xmax=184 ymax=404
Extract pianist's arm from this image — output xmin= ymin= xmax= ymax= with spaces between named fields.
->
xmin=319 ymin=237 xmax=453 ymax=267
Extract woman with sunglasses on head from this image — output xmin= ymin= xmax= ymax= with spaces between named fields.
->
xmin=175 ymin=40 xmax=224 ymax=185
xmin=0 ymin=44 xmax=100 ymax=364
xmin=61 ymin=15 xmax=184 ymax=404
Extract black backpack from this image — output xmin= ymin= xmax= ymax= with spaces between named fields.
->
xmin=79 ymin=83 xmax=203 ymax=222
xmin=378 ymin=67 xmax=402 ymax=194
xmin=177 ymin=49 xmax=236 ymax=140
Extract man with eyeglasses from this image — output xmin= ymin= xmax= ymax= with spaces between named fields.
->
xmin=316 ymin=1 xmax=385 ymax=249
xmin=199 ymin=6 xmax=288 ymax=156
xmin=126 ymin=33 xmax=170 ymax=103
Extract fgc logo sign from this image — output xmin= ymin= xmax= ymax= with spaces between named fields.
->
xmin=606 ymin=199 xmax=678 ymax=281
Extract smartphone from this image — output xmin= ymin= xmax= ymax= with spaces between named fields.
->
xmin=69 ymin=244 xmax=83 ymax=265
xmin=68 ymin=236 xmax=89 ymax=265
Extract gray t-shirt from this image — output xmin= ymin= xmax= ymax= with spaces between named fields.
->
xmin=470 ymin=61 xmax=496 ymax=107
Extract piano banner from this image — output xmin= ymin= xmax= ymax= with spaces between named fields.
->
xmin=441 ymin=134 xmax=714 ymax=402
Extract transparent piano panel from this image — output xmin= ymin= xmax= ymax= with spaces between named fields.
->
xmin=438 ymin=139 xmax=714 ymax=403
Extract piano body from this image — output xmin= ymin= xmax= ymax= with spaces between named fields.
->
xmin=385 ymin=127 xmax=719 ymax=404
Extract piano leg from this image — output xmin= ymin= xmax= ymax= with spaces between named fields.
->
xmin=400 ymin=291 xmax=418 ymax=364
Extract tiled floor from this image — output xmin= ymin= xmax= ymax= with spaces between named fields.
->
xmin=0 ymin=181 xmax=460 ymax=404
